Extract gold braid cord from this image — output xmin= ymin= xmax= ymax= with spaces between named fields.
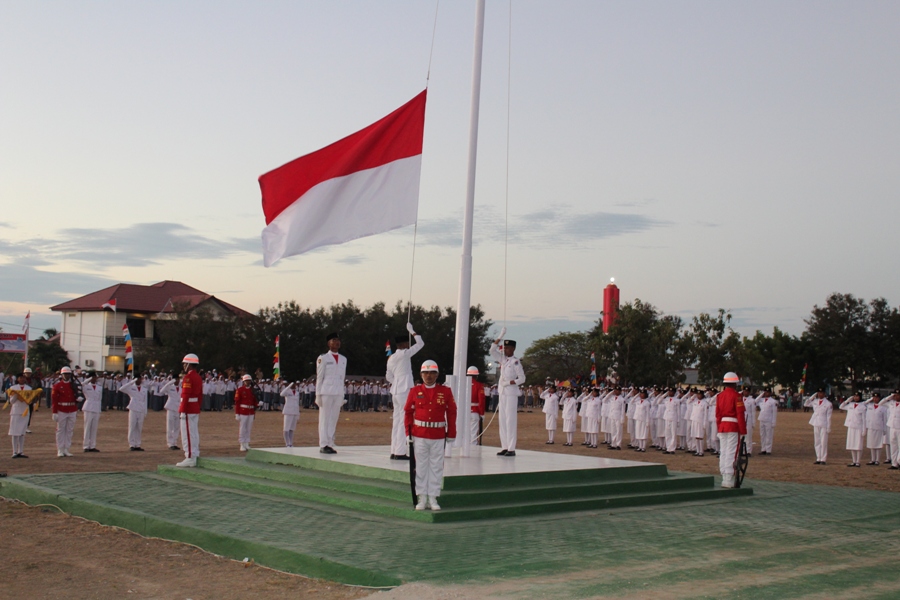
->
xmin=3 ymin=388 xmax=43 ymax=417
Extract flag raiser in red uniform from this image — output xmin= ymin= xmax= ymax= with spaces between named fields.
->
xmin=259 ymin=90 xmax=427 ymax=267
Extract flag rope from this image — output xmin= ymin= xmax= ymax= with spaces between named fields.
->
xmin=426 ymin=0 xmax=441 ymax=83
xmin=502 ymin=0 xmax=513 ymax=329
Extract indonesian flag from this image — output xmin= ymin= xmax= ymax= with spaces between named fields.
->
xmin=259 ymin=90 xmax=427 ymax=267
xmin=101 ymin=299 xmax=117 ymax=312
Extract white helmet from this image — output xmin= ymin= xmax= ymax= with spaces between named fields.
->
xmin=420 ymin=360 xmax=439 ymax=373
xmin=241 ymin=374 xmax=252 ymax=382
xmin=466 ymin=366 xmax=479 ymax=376
xmin=723 ymin=372 xmax=740 ymax=384
xmin=23 ymin=367 xmax=32 ymax=374
xmin=60 ymin=366 xmax=72 ymax=374
xmin=182 ymin=353 xmax=200 ymax=364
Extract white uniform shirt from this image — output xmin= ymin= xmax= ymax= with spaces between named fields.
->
xmin=316 ymin=352 xmax=348 ymax=395
xmin=281 ymin=386 xmax=300 ymax=415
xmin=81 ymin=383 xmax=103 ymax=413
xmin=489 ymin=343 xmax=526 ymax=396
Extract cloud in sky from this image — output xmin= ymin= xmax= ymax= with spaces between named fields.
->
xmin=414 ymin=205 xmax=670 ymax=249
xmin=0 ymin=223 xmax=259 ymax=268
xmin=0 ymin=263 xmax=117 ymax=304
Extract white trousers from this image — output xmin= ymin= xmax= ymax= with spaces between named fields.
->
xmin=180 ymin=413 xmax=200 ymax=458
xmin=82 ymin=410 xmax=100 ymax=450
xmin=890 ymin=428 xmax=900 ymax=467
xmin=610 ymin=421 xmax=623 ymax=447
xmin=413 ymin=437 xmax=445 ymax=497
xmin=165 ymin=410 xmax=180 ymax=447
xmin=664 ymin=420 xmax=677 ymax=452
xmin=469 ymin=413 xmax=481 ymax=445
xmin=238 ymin=414 xmax=254 ymax=444
xmin=55 ymin=412 xmax=76 ymax=451
xmin=718 ymin=432 xmax=739 ymax=479
xmin=128 ymin=411 xmax=146 ymax=448
xmin=11 ymin=434 xmax=25 ymax=455
xmin=317 ymin=394 xmax=342 ymax=449
xmin=813 ymin=426 xmax=828 ymax=462
xmin=498 ymin=394 xmax=518 ymax=452
xmin=391 ymin=393 xmax=408 ymax=456
xmin=759 ymin=422 xmax=774 ymax=453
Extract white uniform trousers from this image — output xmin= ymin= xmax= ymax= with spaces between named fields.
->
xmin=469 ymin=413 xmax=481 ymax=445
xmin=82 ymin=410 xmax=100 ymax=450
xmin=180 ymin=413 xmax=200 ymax=458
xmin=759 ymin=422 xmax=774 ymax=453
xmin=498 ymin=394 xmax=518 ymax=452
xmin=128 ymin=411 xmax=146 ymax=448
xmin=610 ymin=420 xmax=623 ymax=447
xmin=718 ymin=432 xmax=739 ymax=486
xmin=391 ymin=392 xmax=409 ymax=456
xmin=283 ymin=414 xmax=299 ymax=447
xmin=707 ymin=422 xmax=719 ymax=450
xmin=55 ymin=412 xmax=76 ymax=451
xmin=165 ymin=409 xmax=180 ymax=447
xmin=745 ymin=422 xmax=755 ymax=451
xmin=664 ymin=420 xmax=677 ymax=452
xmin=813 ymin=426 xmax=828 ymax=462
xmin=11 ymin=435 xmax=25 ymax=455
xmin=890 ymin=428 xmax=900 ymax=467
xmin=317 ymin=394 xmax=342 ymax=449
xmin=238 ymin=414 xmax=254 ymax=445
xmin=413 ymin=437 xmax=446 ymax=498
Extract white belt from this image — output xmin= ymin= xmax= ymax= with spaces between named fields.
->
xmin=188 ymin=398 xmax=199 ymax=402
xmin=414 ymin=419 xmax=446 ymax=428
xmin=722 ymin=417 xmax=738 ymax=423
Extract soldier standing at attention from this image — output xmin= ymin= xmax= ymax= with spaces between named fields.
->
xmin=176 ymin=354 xmax=202 ymax=467
xmin=316 ymin=333 xmax=347 ymax=454
xmin=51 ymin=367 xmax=79 ymax=457
xmin=716 ymin=372 xmax=746 ymax=488
xmin=404 ymin=360 xmax=457 ymax=511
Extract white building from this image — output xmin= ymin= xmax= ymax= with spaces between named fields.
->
xmin=50 ymin=280 xmax=251 ymax=372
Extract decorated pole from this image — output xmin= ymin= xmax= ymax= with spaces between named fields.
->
xmin=122 ymin=323 xmax=133 ymax=375
xmin=273 ymin=335 xmax=281 ymax=380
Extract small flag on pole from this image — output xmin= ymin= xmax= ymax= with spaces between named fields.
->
xmin=23 ymin=311 xmax=30 ymax=332
xmin=122 ymin=324 xmax=133 ymax=373
xmin=101 ymin=299 xmax=117 ymax=312
xmin=273 ymin=335 xmax=281 ymax=380
xmin=385 ymin=340 xmax=392 ymax=357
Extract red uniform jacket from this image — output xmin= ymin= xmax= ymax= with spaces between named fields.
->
xmin=716 ymin=387 xmax=747 ymax=435
xmin=179 ymin=370 xmax=203 ymax=414
xmin=51 ymin=380 xmax=78 ymax=413
xmin=234 ymin=386 xmax=258 ymax=416
xmin=471 ymin=381 xmax=486 ymax=416
xmin=404 ymin=384 xmax=457 ymax=440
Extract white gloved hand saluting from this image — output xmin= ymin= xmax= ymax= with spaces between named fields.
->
xmin=406 ymin=322 xmax=416 ymax=335
xmin=497 ymin=327 xmax=507 ymax=342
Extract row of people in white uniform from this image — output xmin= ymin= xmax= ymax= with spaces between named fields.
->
xmin=805 ymin=389 xmax=900 ymax=467
xmin=540 ymin=386 xmax=779 ymax=456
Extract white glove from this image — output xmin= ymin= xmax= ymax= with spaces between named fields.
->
xmin=52 ymin=413 xmax=58 ymax=422
xmin=407 ymin=436 xmax=413 ymax=444
xmin=406 ymin=322 xmax=415 ymax=335
xmin=446 ymin=438 xmax=456 ymax=444
xmin=498 ymin=327 xmax=507 ymax=341
xmin=235 ymin=414 xmax=240 ymax=421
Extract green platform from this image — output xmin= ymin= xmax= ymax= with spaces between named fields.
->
xmin=2 ymin=463 xmax=899 ymax=595
xmin=152 ymin=445 xmax=750 ymax=523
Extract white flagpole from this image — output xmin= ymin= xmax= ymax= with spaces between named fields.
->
xmin=23 ymin=312 xmax=30 ymax=369
xmin=450 ymin=0 xmax=486 ymax=457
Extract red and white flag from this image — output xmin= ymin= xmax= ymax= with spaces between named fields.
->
xmin=259 ymin=90 xmax=426 ymax=267
xmin=22 ymin=311 xmax=30 ymax=332
xmin=101 ymin=299 xmax=117 ymax=312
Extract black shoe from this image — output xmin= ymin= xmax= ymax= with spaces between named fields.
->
xmin=84 ymin=448 xmax=91 ymax=453
xmin=91 ymin=448 xmax=100 ymax=452
xmin=394 ymin=455 xmax=410 ymax=461
xmin=504 ymin=451 xmax=516 ymax=457
xmin=814 ymin=461 xmax=821 ymax=464
xmin=497 ymin=449 xmax=508 ymax=456
xmin=546 ymin=441 xmax=554 ymax=445
xmin=889 ymin=466 xmax=899 ymax=470
xmin=847 ymin=463 xmax=855 ymax=467
xmin=320 ymin=446 xmax=337 ymax=454
xmin=866 ymin=461 xmax=877 ymax=465
xmin=169 ymin=446 xmax=180 ymax=450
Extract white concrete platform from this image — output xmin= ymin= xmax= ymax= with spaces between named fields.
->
xmin=252 ymin=445 xmax=662 ymax=477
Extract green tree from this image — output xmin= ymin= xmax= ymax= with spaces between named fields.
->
xmin=683 ymin=309 xmax=744 ymax=385
xmin=802 ymin=293 xmax=871 ymax=391
xmin=592 ymin=299 xmax=687 ymax=386
xmin=28 ymin=339 xmax=70 ymax=372
xmin=520 ymin=331 xmax=593 ymax=385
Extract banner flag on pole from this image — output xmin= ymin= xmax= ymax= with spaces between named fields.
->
xmin=273 ymin=335 xmax=281 ymax=380
xmin=259 ymin=90 xmax=427 ymax=266
xmin=23 ymin=311 xmax=30 ymax=332
xmin=122 ymin=324 xmax=133 ymax=373
xmin=799 ymin=362 xmax=808 ymax=395
xmin=385 ymin=340 xmax=392 ymax=357
xmin=101 ymin=299 xmax=117 ymax=312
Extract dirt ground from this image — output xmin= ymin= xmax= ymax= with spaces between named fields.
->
xmin=1 ymin=405 xmax=897 ymax=599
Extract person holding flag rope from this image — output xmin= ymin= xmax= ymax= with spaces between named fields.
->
xmin=385 ymin=322 xmax=424 ymax=460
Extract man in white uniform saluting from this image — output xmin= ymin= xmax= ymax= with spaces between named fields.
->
xmin=490 ymin=327 xmax=526 ymax=457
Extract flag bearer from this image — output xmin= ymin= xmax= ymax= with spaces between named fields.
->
xmin=385 ymin=323 xmax=424 ymax=460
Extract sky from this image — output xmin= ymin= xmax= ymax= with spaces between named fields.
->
xmin=2 ymin=1 xmax=899 ymax=355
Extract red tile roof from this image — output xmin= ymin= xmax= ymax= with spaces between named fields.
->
xmin=50 ymin=281 xmax=253 ymax=318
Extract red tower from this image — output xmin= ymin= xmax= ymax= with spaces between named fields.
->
xmin=602 ymin=279 xmax=619 ymax=333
